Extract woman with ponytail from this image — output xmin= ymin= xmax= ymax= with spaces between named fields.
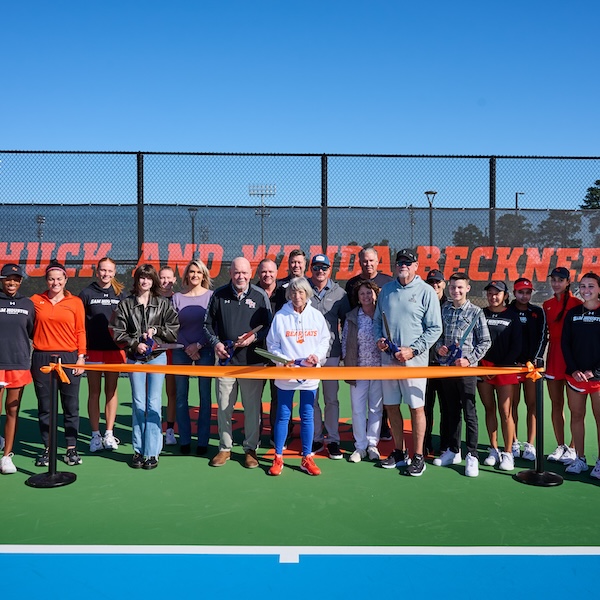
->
xmin=543 ymin=267 xmax=582 ymax=463
xmin=79 ymin=257 xmax=127 ymax=453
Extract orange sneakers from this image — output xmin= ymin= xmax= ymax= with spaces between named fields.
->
xmin=269 ymin=455 xmax=284 ymax=476
xmin=300 ymin=455 xmax=321 ymax=476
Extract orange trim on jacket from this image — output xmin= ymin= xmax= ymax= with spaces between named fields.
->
xmin=30 ymin=290 xmax=87 ymax=354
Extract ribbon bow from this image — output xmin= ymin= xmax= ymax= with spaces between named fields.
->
xmin=40 ymin=360 xmax=72 ymax=384
xmin=525 ymin=361 xmax=544 ymax=382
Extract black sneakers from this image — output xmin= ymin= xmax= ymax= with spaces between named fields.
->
xmin=64 ymin=448 xmax=82 ymax=466
xmin=312 ymin=441 xmax=324 ymax=454
xmin=380 ymin=449 xmax=411 ymax=469
xmin=143 ymin=456 xmax=159 ymax=470
xmin=327 ymin=442 xmax=343 ymax=460
xmin=406 ymin=453 xmax=426 ymax=477
xmin=35 ymin=447 xmax=49 ymax=467
xmin=131 ymin=452 xmax=145 ymax=469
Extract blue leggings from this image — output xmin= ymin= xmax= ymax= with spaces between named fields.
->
xmin=274 ymin=388 xmax=317 ymax=456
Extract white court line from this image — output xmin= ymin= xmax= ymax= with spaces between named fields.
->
xmin=1 ymin=545 xmax=599 ymax=563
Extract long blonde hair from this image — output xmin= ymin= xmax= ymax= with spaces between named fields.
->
xmin=97 ymin=257 xmax=124 ymax=295
xmin=182 ymin=259 xmax=212 ymax=290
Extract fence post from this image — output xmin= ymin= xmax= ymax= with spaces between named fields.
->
xmin=489 ymin=156 xmax=496 ymax=246
xmin=321 ymin=154 xmax=328 ymax=251
xmin=137 ymin=152 xmax=145 ymax=260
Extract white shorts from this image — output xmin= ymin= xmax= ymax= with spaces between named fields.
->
xmin=382 ymin=377 xmax=427 ymax=409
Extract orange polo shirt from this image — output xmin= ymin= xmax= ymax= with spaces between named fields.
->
xmin=30 ymin=290 xmax=87 ymax=354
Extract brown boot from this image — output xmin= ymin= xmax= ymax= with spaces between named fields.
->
xmin=209 ymin=450 xmax=231 ymax=467
xmin=244 ymin=449 xmax=259 ymax=469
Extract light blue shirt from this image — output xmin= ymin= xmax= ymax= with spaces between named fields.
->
xmin=373 ymin=275 xmax=442 ymax=367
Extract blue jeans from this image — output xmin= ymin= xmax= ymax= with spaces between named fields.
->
xmin=128 ymin=352 xmax=167 ymax=457
xmin=172 ymin=347 xmax=213 ymax=447
xmin=274 ymin=388 xmax=317 ymax=456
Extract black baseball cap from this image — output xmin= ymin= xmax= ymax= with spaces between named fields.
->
xmin=549 ymin=267 xmax=570 ymax=279
xmin=426 ymin=269 xmax=444 ymax=282
xmin=484 ymin=280 xmax=508 ymax=292
xmin=0 ymin=263 xmax=24 ymax=278
xmin=395 ymin=249 xmax=417 ymax=264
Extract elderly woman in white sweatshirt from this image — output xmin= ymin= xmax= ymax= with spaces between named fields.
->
xmin=266 ymin=277 xmax=330 ymax=476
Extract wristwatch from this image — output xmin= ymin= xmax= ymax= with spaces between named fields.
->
xmin=410 ymin=347 xmax=419 ymax=356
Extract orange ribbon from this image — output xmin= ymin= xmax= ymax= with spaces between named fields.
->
xmin=60 ymin=362 xmax=545 ymax=381
xmin=40 ymin=360 xmax=72 ymax=384
xmin=525 ymin=361 xmax=544 ymax=381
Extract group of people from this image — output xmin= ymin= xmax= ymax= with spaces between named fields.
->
xmin=1 ymin=248 xmax=599 ymax=481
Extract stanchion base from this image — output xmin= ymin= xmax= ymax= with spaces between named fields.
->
xmin=514 ymin=469 xmax=563 ymax=487
xmin=25 ymin=471 xmax=77 ymax=488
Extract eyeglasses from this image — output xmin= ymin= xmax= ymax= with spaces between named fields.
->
xmin=396 ymin=260 xmax=414 ymax=267
xmin=312 ymin=265 xmax=329 ymax=272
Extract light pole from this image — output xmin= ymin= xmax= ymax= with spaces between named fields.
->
xmin=249 ymin=184 xmax=276 ymax=256
xmin=188 ymin=207 xmax=198 ymax=259
xmin=36 ymin=214 xmax=46 ymax=242
xmin=408 ymin=204 xmax=416 ymax=248
xmin=425 ymin=190 xmax=437 ymax=248
xmin=515 ymin=192 xmax=525 ymax=215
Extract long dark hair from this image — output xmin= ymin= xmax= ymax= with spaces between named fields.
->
xmin=131 ymin=264 xmax=161 ymax=296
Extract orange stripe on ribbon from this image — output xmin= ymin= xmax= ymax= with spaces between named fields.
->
xmin=61 ymin=362 xmax=545 ymax=381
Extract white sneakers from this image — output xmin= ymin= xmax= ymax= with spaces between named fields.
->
xmin=499 ymin=451 xmax=515 ymax=471
xmin=565 ymin=456 xmax=588 ymax=474
xmin=432 ymin=449 xmax=478 ymax=477
xmin=548 ymin=444 xmax=568 ymax=462
xmin=590 ymin=460 xmax=600 ymax=480
xmin=559 ymin=446 xmax=577 ymax=464
xmin=465 ymin=453 xmax=479 ymax=477
xmin=522 ymin=442 xmax=536 ymax=461
xmin=433 ymin=449 xmax=462 ymax=467
xmin=90 ymin=432 xmax=120 ymax=452
xmin=484 ymin=447 xmax=500 ymax=466
xmin=349 ymin=447 xmax=382 ymax=462
xmin=0 ymin=453 xmax=17 ymax=474
xmin=367 ymin=446 xmax=381 ymax=461
xmin=165 ymin=428 xmax=177 ymax=445
xmin=548 ymin=444 xmax=577 ymax=464
xmin=348 ymin=449 xmax=366 ymax=463
xmin=103 ymin=432 xmax=120 ymax=451
xmin=89 ymin=434 xmax=104 ymax=453
xmin=512 ymin=441 xmax=521 ymax=458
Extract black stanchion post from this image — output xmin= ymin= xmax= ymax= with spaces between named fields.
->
xmin=515 ymin=373 xmax=563 ymax=487
xmin=26 ymin=356 xmax=77 ymax=489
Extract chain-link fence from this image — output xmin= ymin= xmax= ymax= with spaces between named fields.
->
xmin=1 ymin=151 xmax=599 ymax=296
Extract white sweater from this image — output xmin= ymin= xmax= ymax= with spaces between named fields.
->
xmin=266 ymin=301 xmax=330 ymax=390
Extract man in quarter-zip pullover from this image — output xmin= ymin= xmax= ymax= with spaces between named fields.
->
xmin=204 ymin=257 xmax=272 ymax=469
xmin=374 ymin=249 xmax=442 ymax=476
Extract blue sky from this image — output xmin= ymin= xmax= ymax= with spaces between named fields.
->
xmin=1 ymin=1 xmax=599 ymax=156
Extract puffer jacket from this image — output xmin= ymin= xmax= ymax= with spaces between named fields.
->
xmin=110 ymin=293 xmax=179 ymax=361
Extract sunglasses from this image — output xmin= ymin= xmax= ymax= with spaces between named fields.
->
xmin=312 ymin=265 xmax=329 ymax=272
xmin=396 ymin=260 xmax=414 ymax=267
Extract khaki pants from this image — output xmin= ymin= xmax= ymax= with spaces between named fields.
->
xmin=216 ymin=377 xmax=263 ymax=452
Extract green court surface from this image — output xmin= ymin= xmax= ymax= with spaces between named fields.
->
xmin=1 ymin=378 xmax=599 ymax=548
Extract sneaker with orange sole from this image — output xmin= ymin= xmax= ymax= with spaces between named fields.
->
xmin=269 ymin=455 xmax=284 ymax=476
xmin=301 ymin=455 xmax=321 ymax=476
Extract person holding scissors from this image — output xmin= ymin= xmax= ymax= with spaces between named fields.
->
xmin=110 ymin=264 xmax=180 ymax=470
xmin=203 ymin=257 xmax=272 ymax=469
xmin=265 ymin=277 xmax=330 ymax=476
xmin=434 ymin=273 xmax=490 ymax=477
